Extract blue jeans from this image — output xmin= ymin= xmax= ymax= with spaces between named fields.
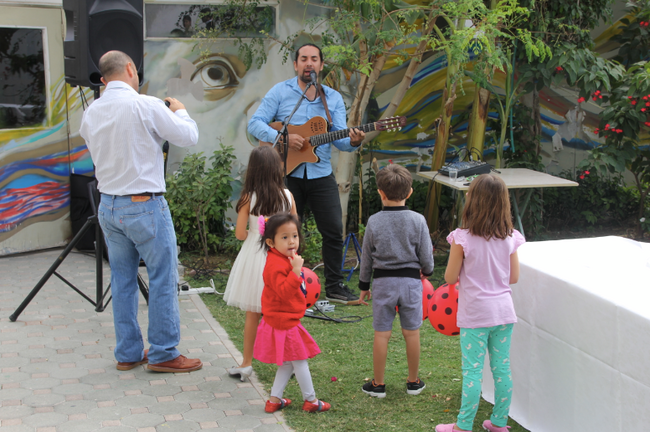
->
xmin=98 ymin=194 xmax=180 ymax=365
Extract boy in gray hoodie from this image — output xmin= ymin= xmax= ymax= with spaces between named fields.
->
xmin=359 ymin=164 xmax=434 ymax=398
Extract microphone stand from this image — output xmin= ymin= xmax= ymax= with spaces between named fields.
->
xmin=272 ymin=77 xmax=316 ymax=182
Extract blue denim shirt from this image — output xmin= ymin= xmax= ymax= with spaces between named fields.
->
xmin=247 ymin=77 xmax=357 ymax=179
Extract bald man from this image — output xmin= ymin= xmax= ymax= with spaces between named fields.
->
xmin=80 ymin=50 xmax=202 ymax=373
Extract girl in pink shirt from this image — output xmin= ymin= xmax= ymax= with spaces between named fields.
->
xmin=435 ymin=174 xmax=525 ymax=432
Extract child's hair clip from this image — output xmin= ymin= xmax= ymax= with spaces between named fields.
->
xmin=258 ymin=215 xmax=268 ymax=236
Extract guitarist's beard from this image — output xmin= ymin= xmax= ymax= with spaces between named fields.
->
xmin=299 ymin=71 xmax=314 ymax=84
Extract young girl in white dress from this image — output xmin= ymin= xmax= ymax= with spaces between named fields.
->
xmin=224 ymin=146 xmax=296 ymax=380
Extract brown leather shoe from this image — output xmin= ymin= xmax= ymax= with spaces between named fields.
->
xmin=147 ymin=355 xmax=202 ymax=373
xmin=116 ymin=349 xmax=149 ymax=371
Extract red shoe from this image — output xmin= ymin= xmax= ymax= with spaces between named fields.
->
xmin=265 ymin=398 xmax=292 ymax=413
xmin=302 ymin=399 xmax=331 ymax=413
xmin=147 ymin=355 xmax=202 ymax=372
xmin=116 ymin=349 xmax=148 ymax=371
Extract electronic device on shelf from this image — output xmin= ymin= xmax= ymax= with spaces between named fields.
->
xmin=438 ymin=160 xmax=492 ymax=177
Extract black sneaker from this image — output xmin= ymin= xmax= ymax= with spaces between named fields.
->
xmin=326 ymin=283 xmax=360 ymax=305
xmin=406 ymin=377 xmax=426 ymax=395
xmin=362 ymin=379 xmax=386 ymax=398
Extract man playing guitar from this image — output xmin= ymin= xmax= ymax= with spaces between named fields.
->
xmin=248 ymin=43 xmax=366 ymax=306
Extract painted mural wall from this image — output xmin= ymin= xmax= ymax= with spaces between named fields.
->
xmin=0 ymin=3 xmax=93 ymax=256
xmin=0 ymin=0 xmax=640 ymax=256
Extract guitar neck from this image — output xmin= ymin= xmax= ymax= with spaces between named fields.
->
xmin=310 ymin=123 xmax=376 ymax=147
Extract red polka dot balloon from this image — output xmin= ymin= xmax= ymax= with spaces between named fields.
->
xmin=302 ymin=267 xmax=321 ymax=308
xmin=428 ymin=282 xmax=460 ymax=336
xmin=422 ymin=278 xmax=435 ymax=320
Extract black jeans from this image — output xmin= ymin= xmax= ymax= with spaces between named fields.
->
xmin=287 ymin=173 xmax=344 ymax=292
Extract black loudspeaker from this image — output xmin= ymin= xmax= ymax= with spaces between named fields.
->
xmin=63 ymin=0 xmax=144 ymax=88
xmin=69 ymin=174 xmax=98 ymax=250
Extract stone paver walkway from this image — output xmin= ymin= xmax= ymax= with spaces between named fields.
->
xmin=0 ymin=249 xmax=291 ymax=432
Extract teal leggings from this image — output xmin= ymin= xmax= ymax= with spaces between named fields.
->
xmin=456 ymin=324 xmax=514 ymax=430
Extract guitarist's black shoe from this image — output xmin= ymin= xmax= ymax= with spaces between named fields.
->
xmin=326 ymin=283 xmax=360 ymax=305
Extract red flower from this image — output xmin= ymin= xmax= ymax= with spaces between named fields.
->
xmin=645 ymin=122 xmax=650 ymax=127
xmin=599 ymin=95 xmax=603 ymax=99
xmin=555 ymin=66 xmax=563 ymax=72
xmin=579 ymin=175 xmax=585 ymax=179
xmin=628 ymin=96 xmax=633 ymax=99
xmin=632 ymin=100 xmax=637 ymax=105
xmin=644 ymin=96 xmax=649 ymax=100
xmin=616 ymin=129 xmax=623 ymax=133
xmin=643 ymin=108 xmax=647 ymax=112
xmin=605 ymin=124 xmax=610 ymax=129
xmin=594 ymin=128 xmax=600 ymax=133
xmin=578 ymin=97 xmax=585 ymax=103
xmin=646 ymin=102 xmax=650 ymax=106
xmin=585 ymin=171 xmax=590 ymax=175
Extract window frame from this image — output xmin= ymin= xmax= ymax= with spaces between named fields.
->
xmin=0 ymin=24 xmax=50 ymax=131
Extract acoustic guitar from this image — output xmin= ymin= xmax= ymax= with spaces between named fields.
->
xmin=260 ymin=115 xmax=406 ymax=174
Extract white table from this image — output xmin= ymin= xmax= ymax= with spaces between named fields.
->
xmin=481 ymin=236 xmax=650 ymax=432
xmin=417 ymin=168 xmax=578 ymax=237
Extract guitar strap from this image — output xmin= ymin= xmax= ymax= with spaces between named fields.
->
xmin=317 ymin=83 xmax=333 ymax=131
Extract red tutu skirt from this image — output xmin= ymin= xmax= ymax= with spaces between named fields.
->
xmin=253 ymin=318 xmax=321 ymax=365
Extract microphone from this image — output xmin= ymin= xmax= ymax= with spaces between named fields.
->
xmin=309 ymin=70 xmax=318 ymax=84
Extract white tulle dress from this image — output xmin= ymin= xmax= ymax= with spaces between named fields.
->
xmin=223 ymin=190 xmax=292 ymax=313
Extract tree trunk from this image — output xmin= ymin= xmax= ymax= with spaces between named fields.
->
xmin=531 ymin=87 xmax=542 ymax=156
xmin=425 ymin=71 xmax=457 ymax=233
xmin=364 ymin=11 xmax=437 ymax=143
xmin=336 ymin=54 xmax=387 ymax=235
xmin=467 ymin=84 xmax=491 ymax=158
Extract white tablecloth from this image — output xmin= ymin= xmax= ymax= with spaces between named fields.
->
xmin=481 ymin=236 xmax=650 ymax=432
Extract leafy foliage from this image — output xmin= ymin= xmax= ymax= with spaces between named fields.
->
xmin=612 ymin=0 xmax=650 ymax=65
xmin=166 ymin=145 xmax=236 ymax=261
xmin=582 ymin=2 xmax=650 ymax=238
xmin=542 ymin=168 xmax=638 ymax=232
xmin=301 ymin=212 xmax=324 ymax=267
xmin=180 ymin=1 xmax=276 ymax=70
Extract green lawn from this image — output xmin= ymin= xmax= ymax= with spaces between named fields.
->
xmin=197 ymin=258 xmax=529 ymax=432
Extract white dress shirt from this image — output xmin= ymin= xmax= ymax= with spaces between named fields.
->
xmin=80 ymin=81 xmax=199 ymax=195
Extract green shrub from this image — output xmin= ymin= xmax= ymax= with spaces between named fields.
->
xmin=542 ymin=168 xmax=638 ymax=231
xmin=301 ymin=212 xmax=323 ymax=266
xmin=166 ymin=145 xmax=236 ymax=261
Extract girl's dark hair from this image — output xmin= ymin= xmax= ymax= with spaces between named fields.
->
xmin=461 ymin=174 xmax=513 ymax=240
xmin=236 ymin=146 xmax=291 ymax=216
xmin=260 ymin=213 xmax=303 ymax=253
xmin=294 ymin=43 xmax=323 ymax=62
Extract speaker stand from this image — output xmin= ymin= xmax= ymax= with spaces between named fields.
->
xmin=9 ymin=215 xmax=149 ymax=322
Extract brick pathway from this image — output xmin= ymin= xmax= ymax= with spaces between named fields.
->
xmin=0 ymin=249 xmax=291 ymax=432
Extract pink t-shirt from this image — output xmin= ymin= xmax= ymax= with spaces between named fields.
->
xmin=447 ymin=228 xmax=525 ymax=328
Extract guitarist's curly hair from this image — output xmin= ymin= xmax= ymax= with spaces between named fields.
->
xmin=236 ymin=146 xmax=291 ymax=217
xmin=294 ymin=43 xmax=323 ymax=62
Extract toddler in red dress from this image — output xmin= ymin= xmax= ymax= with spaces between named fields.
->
xmin=254 ymin=213 xmax=331 ymax=413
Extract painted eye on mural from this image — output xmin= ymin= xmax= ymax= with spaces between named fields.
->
xmin=190 ymin=55 xmax=246 ymax=102
xmin=192 ymin=59 xmax=238 ymax=88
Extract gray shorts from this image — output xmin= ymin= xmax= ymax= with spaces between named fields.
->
xmin=371 ymin=277 xmax=423 ymax=332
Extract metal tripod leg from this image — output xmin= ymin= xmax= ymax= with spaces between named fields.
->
xmin=10 ymin=216 xmax=102 ymax=321
xmin=341 ymin=232 xmax=363 ymax=281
